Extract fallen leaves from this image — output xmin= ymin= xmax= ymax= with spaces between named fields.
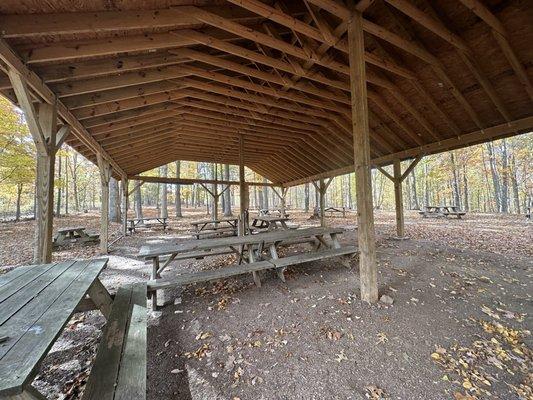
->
xmin=364 ymin=385 xmax=389 ymax=399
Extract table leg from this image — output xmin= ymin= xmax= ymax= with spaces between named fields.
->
xmin=87 ymin=278 xmax=113 ymax=319
xmin=269 ymin=243 xmax=285 ymax=282
xmin=151 ymin=257 xmax=159 ymax=310
xmin=248 ymin=247 xmax=261 ymax=287
xmin=280 ymin=220 xmax=288 ymax=230
xmin=330 ymin=233 xmax=341 ymax=249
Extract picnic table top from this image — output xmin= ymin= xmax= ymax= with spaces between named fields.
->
xmin=139 ymin=227 xmax=344 ymax=258
xmin=251 ymin=215 xmax=290 ymax=222
xmin=191 ymin=217 xmax=238 ymax=225
xmin=57 ymin=226 xmax=86 ymax=233
xmin=0 ymin=258 xmax=108 ymax=396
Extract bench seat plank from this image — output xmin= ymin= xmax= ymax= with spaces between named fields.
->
xmin=82 ymin=283 xmax=147 ymax=400
xmin=148 ymin=260 xmax=274 ymax=291
xmin=270 ymin=247 xmax=358 ymax=268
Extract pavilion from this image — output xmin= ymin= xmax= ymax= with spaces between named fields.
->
xmin=0 ymin=0 xmax=531 ymax=303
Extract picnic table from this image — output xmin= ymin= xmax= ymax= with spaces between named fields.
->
xmin=191 ymin=217 xmax=238 ymax=239
xmin=0 ymin=259 xmax=113 ymax=399
xmin=127 ymin=217 xmax=168 ymax=233
xmin=324 ymin=207 xmax=348 ymax=217
xmin=53 ymin=226 xmax=99 ymax=247
xmin=139 ymin=227 xmax=357 ymax=308
xmin=258 ymin=208 xmax=289 ymax=218
xmin=250 ymin=215 xmax=294 ymax=232
xmin=419 ymin=205 xmax=466 ymax=219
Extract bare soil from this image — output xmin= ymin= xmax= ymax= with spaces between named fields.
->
xmin=1 ymin=208 xmax=531 ymax=400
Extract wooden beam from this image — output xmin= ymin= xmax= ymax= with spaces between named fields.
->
xmin=457 ymin=0 xmax=533 ymax=101
xmin=283 ymin=116 xmax=533 ymax=187
xmin=0 ymin=37 xmax=124 ymax=176
xmin=129 ymin=175 xmax=277 ymax=187
xmin=348 ymin=11 xmax=378 ymax=303
xmin=0 ymin=7 xmax=261 ymax=37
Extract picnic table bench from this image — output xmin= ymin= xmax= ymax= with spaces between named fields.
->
xmin=53 ymin=226 xmax=99 ymax=247
xmin=190 ymin=217 xmax=238 ymax=239
xmin=0 ymin=259 xmax=115 ymax=399
xmin=127 ymin=217 xmax=168 ymax=233
xmin=82 ymin=282 xmax=147 ymax=400
xmin=139 ymin=227 xmax=357 ymax=308
xmin=418 ymin=205 xmax=466 ymax=219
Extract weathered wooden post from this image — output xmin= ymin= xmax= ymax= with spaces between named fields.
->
xmin=377 ymin=156 xmax=422 ymax=239
xmin=348 ymin=10 xmax=378 ymax=303
xmin=97 ymin=154 xmax=112 ymax=254
xmin=122 ymin=177 xmax=129 ymax=236
xmin=8 ymin=71 xmax=69 ymax=264
xmin=238 ymin=135 xmax=248 ymax=235
xmin=393 ymin=159 xmax=404 ymax=238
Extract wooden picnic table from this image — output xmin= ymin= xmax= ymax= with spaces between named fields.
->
xmin=419 ymin=205 xmax=466 ymax=219
xmin=190 ymin=217 xmax=238 ymax=239
xmin=127 ymin=217 xmax=168 ymax=233
xmin=53 ymin=226 xmax=99 ymax=247
xmin=250 ymin=215 xmax=292 ymax=232
xmin=139 ymin=227 xmax=354 ymax=308
xmin=0 ymin=259 xmax=112 ymax=399
xmin=258 ymin=208 xmax=289 ymax=218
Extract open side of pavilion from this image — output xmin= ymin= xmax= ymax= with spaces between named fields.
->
xmin=0 ymin=0 xmax=531 ymax=303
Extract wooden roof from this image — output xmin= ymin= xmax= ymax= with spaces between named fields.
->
xmin=0 ymin=0 xmax=531 ymax=186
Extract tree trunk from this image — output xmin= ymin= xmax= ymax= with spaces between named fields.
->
xmin=223 ymin=164 xmax=232 ymax=216
xmin=70 ymin=153 xmax=80 ymax=212
xmin=450 ymin=152 xmax=461 ymax=207
xmin=424 ymin=160 xmax=430 ymax=207
xmin=263 ymin=177 xmax=269 ymax=210
xmin=56 ymin=154 xmax=62 ymax=216
xmin=65 ymin=155 xmax=69 ymax=214
xmin=175 ymin=161 xmax=182 ymax=217
xmin=134 ymin=183 xmax=143 ymax=220
xmin=160 ymin=165 xmax=168 ymax=218
xmin=510 ymin=154 xmax=520 ymax=213
xmin=486 ymin=142 xmax=501 ymax=212
xmin=15 ymin=183 xmax=22 ymax=221
xmin=304 ymin=183 xmax=310 ymax=212
xmin=462 ymin=165 xmax=469 ymax=211
xmin=500 ymin=140 xmax=509 ymax=213
xmin=410 ymin=169 xmax=419 ymax=209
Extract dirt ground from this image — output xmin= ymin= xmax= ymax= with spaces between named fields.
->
xmin=0 ymin=208 xmax=531 ymax=400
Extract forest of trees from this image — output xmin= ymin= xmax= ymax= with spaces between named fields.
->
xmin=1 ymin=97 xmax=531 ymax=221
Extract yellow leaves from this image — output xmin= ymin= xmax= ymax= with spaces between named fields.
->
xmin=462 ymin=380 xmax=473 ymax=390
xmin=184 ymin=343 xmax=210 ymax=360
xmin=431 ymin=353 xmax=442 ymax=361
xmin=376 ymin=332 xmax=388 ymax=344
xmin=195 ymin=331 xmax=212 ymax=341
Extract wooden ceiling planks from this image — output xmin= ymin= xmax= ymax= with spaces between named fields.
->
xmin=0 ymin=0 xmax=530 ymax=185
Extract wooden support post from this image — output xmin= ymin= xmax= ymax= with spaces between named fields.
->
xmin=319 ymin=179 xmax=326 ymax=227
xmin=97 ymin=154 xmax=112 ymax=254
xmin=280 ymin=187 xmax=288 ymax=216
xmin=348 ymin=10 xmax=378 ymax=303
xmin=122 ymin=177 xmax=129 ymax=236
xmin=7 ymin=70 xmax=67 ymax=264
xmin=238 ymin=135 xmax=248 ymax=235
xmin=212 ymin=163 xmax=219 ymax=222
xmin=393 ymin=159 xmax=405 ymax=238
